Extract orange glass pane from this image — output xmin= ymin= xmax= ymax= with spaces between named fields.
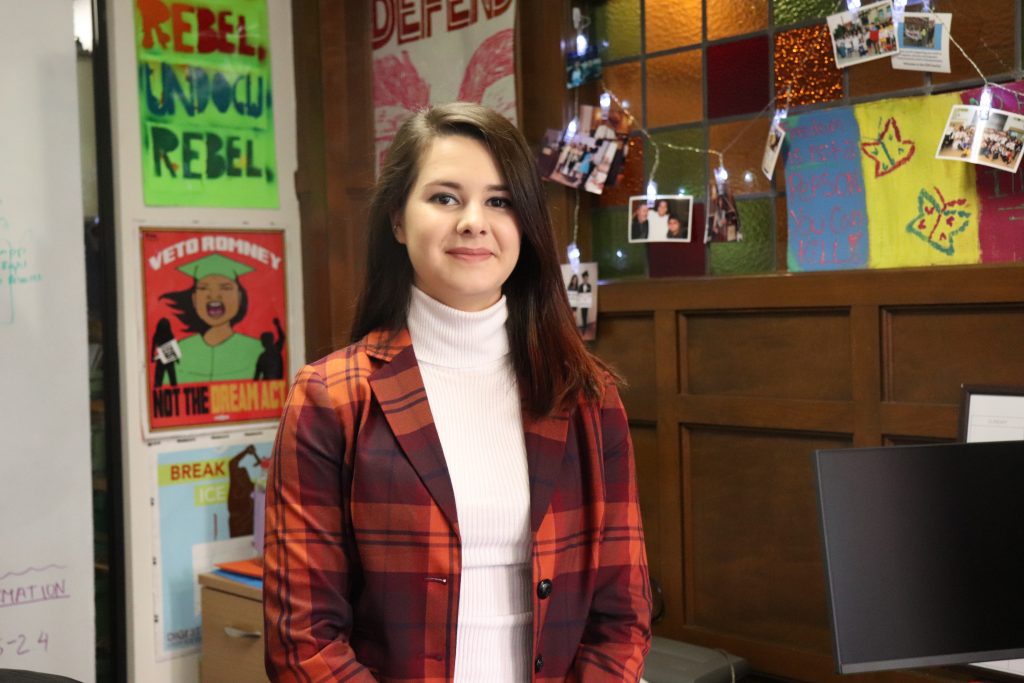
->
xmin=709 ymin=117 xmax=773 ymax=197
xmin=647 ymin=49 xmax=703 ymax=128
xmin=774 ymin=25 xmax=843 ymax=108
xmin=645 ymin=0 xmax=701 ymax=52
xmin=602 ymin=61 xmax=643 ymax=130
xmin=848 ymin=56 xmax=924 ymax=98
xmin=933 ymin=0 xmax=1015 ymax=85
xmin=707 ymin=0 xmax=768 ymax=41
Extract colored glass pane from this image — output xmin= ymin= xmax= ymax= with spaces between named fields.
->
xmin=932 ymin=0 xmax=1015 ymax=86
xmin=648 ymin=202 xmax=707 ymax=277
xmin=709 ymin=117 xmax=773 ymax=197
xmin=593 ymin=0 xmax=642 ymax=61
xmin=603 ymin=61 xmax=644 ymax=129
xmin=645 ymin=0 xmax=701 ymax=52
xmin=709 ymin=198 xmax=775 ymax=275
xmin=593 ymin=207 xmax=648 ymax=279
xmin=848 ymin=55 xmax=924 ymax=98
xmin=774 ymin=25 xmax=843 ymax=107
xmin=707 ymin=36 xmax=770 ymax=119
xmin=773 ymin=0 xmax=838 ymax=26
xmin=647 ymin=49 xmax=703 ymax=128
xmin=707 ymin=0 xmax=768 ymax=41
xmin=647 ymin=126 xmax=707 ymax=201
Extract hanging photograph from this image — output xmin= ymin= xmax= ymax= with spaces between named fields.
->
xmin=561 ymin=263 xmax=598 ymax=341
xmin=762 ymin=121 xmax=786 ymax=180
xmin=628 ymin=194 xmax=694 ymax=242
xmin=891 ymin=12 xmax=951 ymax=73
xmin=135 ymin=0 xmax=279 ymax=208
xmin=141 ymin=228 xmax=288 ymax=431
xmin=707 ymin=180 xmax=742 ymax=243
xmin=826 ymin=0 xmax=899 ymax=69
xmin=151 ymin=432 xmax=273 ymax=659
xmin=936 ymin=105 xmax=1024 ymax=174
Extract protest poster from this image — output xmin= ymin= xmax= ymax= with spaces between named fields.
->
xmin=141 ymin=227 xmax=288 ymax=431
xmin=135 ymin=0 xmax=279 ymax=207
xmin=372 ymin=0 xmax=517 ymax=171
xmin=152 ymin=433 xmax=272 ymax=659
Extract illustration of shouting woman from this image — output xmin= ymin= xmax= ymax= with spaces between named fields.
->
xmin=159 ymin=253 xmax=264 ymax=383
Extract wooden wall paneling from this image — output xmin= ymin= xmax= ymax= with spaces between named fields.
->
xmin=655 ymin=309 xmax=685 ymax=636
xmin=851 ymin=305 xmax=882 ymax=447
xmin=676 ymin=395 xmax=853 ymax=433
xmin=589 ymin=314 xmax=658 ymax=421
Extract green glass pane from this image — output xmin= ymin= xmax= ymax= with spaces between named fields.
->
xmin=593 ymin=0 xmax=642 ymax=61
xmin=593 ymin=207 xmax=647 ymax=279
xmin=709 ymin=198 xmax=776 ymax=275
xmin=647 ymin=127 xmax=707 ymax=201
xmin=774 ymin=0 xmax=837 ymax=26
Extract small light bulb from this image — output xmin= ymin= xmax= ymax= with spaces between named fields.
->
xmin=564 ymin=117 xmax=578 ymax=141
xmin=743 ymin=171 xmax=755 ymax=184
xmin=646 ymin=179 xmax=658 ymax=205
xmin=599 ymin=92 xmax=611 ymax=116
xmin=677 ymin=186 xmax=686 ymax=195
xmin=567 ymin=241 xmax=581 ymax=272
xmin=576 ymin=33 xmax=589 ymax=57
xmin=979 ymin=86 xmax=993 ymax=120
xmin=615 ymin=249 xmax=624 ymax=259
xmin=715 ymin=165 xmax=729 ymax=184
xmin=846 ymin=0 xmax=861 ymax=12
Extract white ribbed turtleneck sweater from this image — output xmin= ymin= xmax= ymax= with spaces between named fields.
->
xmin=406 ymin=287 xmax=532 ymax=682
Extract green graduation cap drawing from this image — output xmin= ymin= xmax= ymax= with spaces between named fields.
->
xmin=176 ymin=253 xmax=254 ymax=281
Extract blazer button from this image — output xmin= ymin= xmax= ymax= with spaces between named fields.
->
xmin=536 ymin=578 xmax=552 ymax=599
xmin=534 ymin=655 xmax=544 ymax=672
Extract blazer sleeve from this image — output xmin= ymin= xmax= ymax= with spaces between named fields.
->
xmin=571 ymin=382 xmax=653 ymax=682
xmin=263 ymin=362 xmax=377 ymax=682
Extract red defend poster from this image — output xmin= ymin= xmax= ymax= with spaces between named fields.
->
xmin=141 ymin=228 xmax=288 ymax=430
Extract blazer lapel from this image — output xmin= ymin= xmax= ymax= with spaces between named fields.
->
xmin=367 ymin=331 xmax=460 ymax=535
xmin=523 ymin=409 xmax=570 ymax=533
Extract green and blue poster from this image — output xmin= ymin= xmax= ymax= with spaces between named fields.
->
xmin=153 ymin=433 xmax=272 ymax=659
xmin=135 ymin=0 xmax=278 ymax=207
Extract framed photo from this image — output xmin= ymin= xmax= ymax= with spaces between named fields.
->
xmin=826 ymin=0 xmax=899 ymax=69
xmin=892 ymin=12 xmax=951 ymax=73
xmin=958 ymin=384 xmax=1024 ymax=442
xmin=627 ymin=194 xmax=694 ymax=243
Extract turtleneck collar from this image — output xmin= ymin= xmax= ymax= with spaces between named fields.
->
xmin=406 ymin=286 xmax=510 ymax=368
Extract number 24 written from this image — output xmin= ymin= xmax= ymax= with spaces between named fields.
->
xmin=0 ymin=631 xmax=49 ymax=656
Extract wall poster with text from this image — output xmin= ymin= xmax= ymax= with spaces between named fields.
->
xmin=141 ymin=228 xmax=288 ymax=431
xmin=152 ymin=433 xmax=272 ymax=659
xmin=372 ymin=0 xmax=517 ymax=171
xmin=135 ymin=0 xmax=279 ymax=207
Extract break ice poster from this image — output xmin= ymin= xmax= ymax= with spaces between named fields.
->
xmin=153 ymin=434 xmax=272 ymax=659
xmin=141 ymin=228 xmax=288 ymax=431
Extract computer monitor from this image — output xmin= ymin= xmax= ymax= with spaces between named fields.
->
xmin=813 ymin=440 xmax=1024 ymax=674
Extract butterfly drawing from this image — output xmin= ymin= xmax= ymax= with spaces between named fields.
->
xmin=861 ymin=117 xmax=916 ymax=178
xmin=905 ymin=186 xmax=971 ymax=255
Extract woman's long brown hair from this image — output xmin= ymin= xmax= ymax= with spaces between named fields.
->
xmin=351 ymin=102 xmax=612 ymax=416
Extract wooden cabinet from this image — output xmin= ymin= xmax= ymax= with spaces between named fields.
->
xmin=198 ymin=572 xmax=269 ymax=683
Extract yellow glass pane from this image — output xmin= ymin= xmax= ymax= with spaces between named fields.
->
xmin=602 ymin=61 xmax=643 ymax=130
xmin=647 ymin=50 xmax=703 ymax=128
xmin=709 ymin=117 xmax=773 ymax=197
xmin=774 ymin=25 xmax=843 ymax=108
xmin=707 ymin=0 xmax=768 ymax=41
xmin=645 ymin=0 xmax=701 ymax=52
xmin=933 ymin=0 xmax=1015 ymax=86
xmin=593 ymin=0 xmax=642 ymax=61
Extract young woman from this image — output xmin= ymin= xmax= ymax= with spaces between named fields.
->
xmin=263 ymin=102 xmax=651 ymax=682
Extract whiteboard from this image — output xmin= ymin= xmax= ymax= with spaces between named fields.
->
xmin=0 ymin=1 xmax=96 ymax=681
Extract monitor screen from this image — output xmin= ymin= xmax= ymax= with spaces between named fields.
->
xmin=814 ymin=440 xmax=1024 ymax=674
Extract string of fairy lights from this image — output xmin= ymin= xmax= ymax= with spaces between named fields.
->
xmin=562 ymin=0 xmax=1017 ymax=269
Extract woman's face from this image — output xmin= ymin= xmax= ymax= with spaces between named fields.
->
xmin=396 ymin=135 xmax=521 ymax=312
xmin=668 ymin=217 xmax=682 ymax=234
xmin=192 ymin=275 xmax=241 ymax=328
xmin=656 ymin=201 xmax=669 ymax=215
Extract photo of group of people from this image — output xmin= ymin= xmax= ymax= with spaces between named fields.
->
xmin=707 ymin=179 xmax=742 ymax=243
xmin=628 ymin=195 xmax=694 ymax=243
xmin=560 ymin=263 xmax=598 ymax=340
xmin=936 ymin=104 xmax=1024 ymax=174
xmin=537 ymin=104 xmax=631 ymax=195
xmin=892 ymin=12 xmax=952 ymax=73
xmin=827 ymin=0 xmax=899 ymax=69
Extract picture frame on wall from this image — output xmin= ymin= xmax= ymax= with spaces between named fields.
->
xmin=958 ymin=384 xmax=1024 ymax=442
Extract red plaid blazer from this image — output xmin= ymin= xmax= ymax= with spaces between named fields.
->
xmin=264 ymin=329 xmax=651 ymax=682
